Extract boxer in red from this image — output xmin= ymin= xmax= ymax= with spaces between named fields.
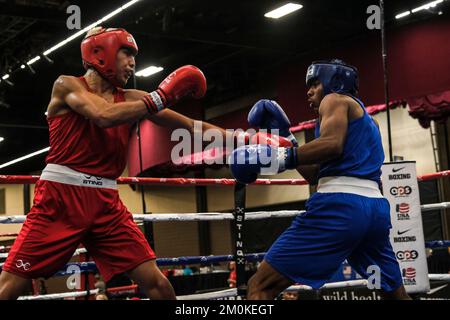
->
xmin=0 ymin=27 xmax=228 ymax=300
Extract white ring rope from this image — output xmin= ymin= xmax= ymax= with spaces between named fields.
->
xmin=17 ymin=274 xmax=450 ymax=300
xmin=177 ymin=289 xmax=238 ymax=300
xmin=428 ymin=274 xmax=450 ymax=281
xmin=420 ymin=202 xmax=450 ymax=212
xmin=2 ymin=199 xmax=449 ymax=225
xmin=0 ymin=247 xmax=87 ymax=259
xmin=18 ymin=289 xmax=99 ymax=300
xmin=3 ymin=195 xmax=449 ymax=300
xmin=0 ymin=211 xmax=302 ymax=224
xmin=135 ymin=210 xmax=303 ymax=222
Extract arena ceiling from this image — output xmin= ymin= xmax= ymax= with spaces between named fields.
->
xmin=0 ymin=0 xmax=448 ymax=174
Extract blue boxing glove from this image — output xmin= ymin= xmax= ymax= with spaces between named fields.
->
xmin=229 ymin=145 xmax=298 ymax=184
xmin=248 ymin=99 xmax=298 ymax=146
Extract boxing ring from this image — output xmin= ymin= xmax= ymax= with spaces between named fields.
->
xmin=1 ymin=170 xmax=450 ymax=300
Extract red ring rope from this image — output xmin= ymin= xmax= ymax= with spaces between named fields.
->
xmin=1 ymin=170 xmax=450 ymax=186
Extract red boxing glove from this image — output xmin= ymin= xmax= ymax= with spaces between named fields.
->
xmin=232 ymin=131 xmax=292 ymax=148
xmin=250 ymin=132 xmax=293 ymax=147
xmin=142 ymin=65 xmax=207 ymax=114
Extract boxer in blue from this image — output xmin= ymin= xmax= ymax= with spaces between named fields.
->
xmin=230 ymin=59 xmax=410 ymax=300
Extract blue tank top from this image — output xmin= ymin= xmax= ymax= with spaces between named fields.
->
xmin=315 ymin=95 xmax=384 ymax=183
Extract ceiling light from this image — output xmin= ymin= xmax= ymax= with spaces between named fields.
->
xmin=264 ymin=3 xmax=303 ymax=19
xmin=411 ymin=0 xmax=444 ymax=13
xmin=27 ymin=56 xmax=40 ymax=65
xmin=0 ymin=137 xmax=4 ymax=143
xmin=0 ymin=147 xmax=50 ymax=169
xmin=395 ymin=11 xmax=411 ymax=19
xmin=43 ymin=0 xmax=142 ymax=56
xmin=135 ymin=66 xmax=164 ymax=77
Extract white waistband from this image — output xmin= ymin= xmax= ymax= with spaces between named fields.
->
xmin=317 ymin=176 xmax=383 ymax=198
xmin=40 ymin=164 xmax=117 ymax=190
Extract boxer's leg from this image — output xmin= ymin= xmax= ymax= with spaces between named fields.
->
xmin=0 ymin=272 xmax=31 ymax=300
xmin=127 ymin=260 xmax=176 ymax=300
xmin=249 ymin=193 xmax=369 ymax=300
xmin=0 ymin=180 xmax=87 ymax=300
xmin=247 ymin=261 xmax=293 ymax=300
xmin=85 ymin=193 xmax=176 ymax=299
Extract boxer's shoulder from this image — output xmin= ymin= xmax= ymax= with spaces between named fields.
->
xmin=322 ymin=92 xmax=353 ymax=105
xmin=52 ymin=75 xmax=85 ymax=96
xmin=48 ymin=75 xmax=86 ymax=117
xmin=123 ymin=88 xmax=148 ymax=102
xmin=318 ymin=93 xmax=350 ymax=114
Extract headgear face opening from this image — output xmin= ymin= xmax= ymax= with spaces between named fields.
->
xmin=81 ymin=27 xmax=138 ymax=87
xmin=305 ymin=59 xmax=358 ymax=96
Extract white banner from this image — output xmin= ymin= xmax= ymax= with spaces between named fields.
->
xmin=381 ymin=161 xmax=430 ymax=293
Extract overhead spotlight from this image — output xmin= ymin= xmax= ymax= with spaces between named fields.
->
xmin=135 ymin=66 xmax=164 ymax=77
xmin=0 ymin=146 xmax=50 ymax=169
xmin=27 ymin=56 xmax=40 ymax=66
xmin=43 ymin=0 xmax=142 ymax=56
xmin=20 ymin=64 xmax=26 ymax=69
xmin=264 ymin=3 xmax=303 ymax=19
xmin=395 ymin=0 xmax=446 ymax=20
xmin=396 ymin=11 xmax=411 ymax=19
xmin=0 ymin=137 xmax=4 ymax=143
xmin=411 ymin=0 xmax=444 ymax=13
xmin=41 ymin=54 xmax=54 ymax=64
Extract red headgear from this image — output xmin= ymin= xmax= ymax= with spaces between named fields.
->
xmin=81 ymin=27 xmax=138 ymax=87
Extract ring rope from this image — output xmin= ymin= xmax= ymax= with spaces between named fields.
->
xmin=2 ymin=169 xmax=450 ymax=186
xmin=1 ymin=198 xmax=449 ymax=225
xmin=3 ymin=169 xmax=450 ymax=299
xmin=17 ymin=274 xmax=450 ymax=300
xmin=4 ymin=249 xmax=450 ymax=275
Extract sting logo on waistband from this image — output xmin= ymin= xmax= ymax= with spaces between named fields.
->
xmin=83 ymin=175 xmax=103 ymax=186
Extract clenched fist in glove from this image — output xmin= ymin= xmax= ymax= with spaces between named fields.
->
xmin=248 ymin=99 xmax=298 ymax=146
xmin=229 ymin=144 xmax=299 ymax=184
xmin=142 ymin=65 xmax=207 ymax=114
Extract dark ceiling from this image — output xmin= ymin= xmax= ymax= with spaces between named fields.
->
xmin=0 ymin=0 xmax=448 ymax=174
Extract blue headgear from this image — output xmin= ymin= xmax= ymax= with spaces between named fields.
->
xmin=306 ymin=59 xmax=358 ymax=96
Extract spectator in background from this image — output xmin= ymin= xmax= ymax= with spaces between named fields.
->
xmin=161 ymin=268 xmax=171 ymax=277
xmin=199 ymin=264 xmax=211 ymax=274
xmin=282 ymin=291 xmax=299 ymax=300
xmin=183 ymin=265 xmax=193 ymax=276
xmin=228 ymin=261 xmax=236 ymax=288
xmin=95 ymin=293 xmax=109 ymax=300
xmin=173 ymin=266 xmax=185 ymax=277
xmin=38 ymin=279 xmax=48 ymax=295
xmin=94 ymin=274 xmax=108 ymax=300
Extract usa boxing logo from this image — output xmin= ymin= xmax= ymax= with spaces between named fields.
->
xmin=393 ymin=229 xmax=416 ymax=243
xmin=396 ymin=203 xmax=410 ymax=220
xmin=390 ymin=186 xmax=412 ymax=197
xmin=402 ymin=267 xmax=417 ymax=286
xmin=388 ymin=173 xmax=411 ymax=180
xmin=396 ymin=250 xmax=419 ymax=261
